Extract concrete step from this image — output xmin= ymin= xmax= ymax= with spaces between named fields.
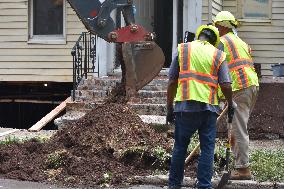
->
xmin=76 ymin=76 xmax=168 ymax=91
xmin=74 ymin=89 xmax=167 ymax=103
xmin=129 ymin=103 xmax=167 ymax=116
xmin=128 ymin=97 xmax=166 ymax=104
xmin=66 ymin=101 xmax=167 ymax=116
xmin=137 ymin=90 xmax=167 ymax=98
xmin=73 ymin=90 xmax=108 ymax=102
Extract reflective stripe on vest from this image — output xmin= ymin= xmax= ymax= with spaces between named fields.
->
xmin=222 ymin=35 xmax=254 ymax=89
xmin=176 ymin=41 xmax=224 ymax=105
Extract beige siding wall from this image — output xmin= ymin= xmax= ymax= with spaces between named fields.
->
xmin=224 ymin=0 xmax=284 ymax=76
xmin=202 ymin=0 xmax=210 ymax=24
xmin=0 ymin=0 xmax=86 ymax=82
xmin=202 ymin=0 xmax=223 ymax=24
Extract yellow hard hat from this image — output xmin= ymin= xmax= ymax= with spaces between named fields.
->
xmin=196 ymin=25 xmax=220 ymax=47
xmin=214 ymin=11 xmax=238 ymax=27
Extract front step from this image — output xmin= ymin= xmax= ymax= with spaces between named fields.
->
xmin=66 ymin=101 xmax=167 ymax=116
xmin=129 ymin=103 xmax=167 ymax=116
xmin=74 ymin=89 xmax=167 ymax=103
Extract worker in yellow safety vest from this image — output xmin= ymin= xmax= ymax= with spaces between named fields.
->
xmin=167 ymin=25 xmax=233 ymax=189
xmin=214 ymin=11 xmax=259 ymax=180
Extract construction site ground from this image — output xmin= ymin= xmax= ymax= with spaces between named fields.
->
xmin=1 ymin=127 xmax=284 ymax=152
xmin=0 ymin=126 xmax=283 ymax=189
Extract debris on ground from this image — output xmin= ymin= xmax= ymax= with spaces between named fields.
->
xmin=0 ymin=103 xmax=173 ymax=188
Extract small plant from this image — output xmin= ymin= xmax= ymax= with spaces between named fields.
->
xmin=152 ymin=146 xmax=171 ymax=163
xmin=0 ymin=135 xmax=21 ymax=145
xmin=100 ymin=171 xmax=113 ymax=188
xmin=45 ymin=150 xmax=67 ymax=169
xmin=250 ymin=149 xmax=284 ymax=182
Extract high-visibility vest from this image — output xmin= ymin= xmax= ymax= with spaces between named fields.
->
xmin=221 ymin=32 xmax=259 ymax=91
xmin=175 ymin=40 xmax=226 ymax=105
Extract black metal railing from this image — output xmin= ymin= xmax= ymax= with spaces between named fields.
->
xmin=71 ymin=32 xmax=99 ymax=101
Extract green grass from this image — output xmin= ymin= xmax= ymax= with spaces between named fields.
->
xmin=0 ymin=135 xmax=49 ymax=145
xmin=250 ymin=149 xmax=284 ymax=182
xmin=0 ymin=135 xmax=21 ymax=145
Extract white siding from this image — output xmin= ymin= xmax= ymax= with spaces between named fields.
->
xmin=202 ymin=0 xmax=223 ymax=24
xmin=223 ymin=0 xmax=284 ymax=76
xmin=0 ymin=0 xmax=87 ymax=82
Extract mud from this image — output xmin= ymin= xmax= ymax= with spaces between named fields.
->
xmin=0 ymin=103 xmax=173 ymax=188
xmin=217 ymin=83 xmax=284 ymax=139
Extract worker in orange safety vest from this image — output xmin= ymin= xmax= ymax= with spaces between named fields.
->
xmin=214 ymin=11 xmax=259 ymax=180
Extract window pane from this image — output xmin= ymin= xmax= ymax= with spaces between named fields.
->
xmin=243 ymin=0 xmax=270 ymax=18
xmin=33 ymin=0 xmax=63 ymax=35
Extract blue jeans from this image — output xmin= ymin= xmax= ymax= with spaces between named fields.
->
xmin=168 ymin=111 xmax=217 ymax=189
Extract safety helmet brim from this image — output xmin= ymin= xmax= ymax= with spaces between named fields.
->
xmin=196 ymin=25 xmax=220 ymax=47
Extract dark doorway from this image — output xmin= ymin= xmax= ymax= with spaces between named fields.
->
xmin=154 ymin=0 xmax=173 ymax=68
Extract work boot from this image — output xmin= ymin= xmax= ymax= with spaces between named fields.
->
xmin=230 ymin=167 xmax=252 ymax=180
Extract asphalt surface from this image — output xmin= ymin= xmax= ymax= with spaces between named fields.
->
xmin=0 ymin=179 xmax=172 ymax=189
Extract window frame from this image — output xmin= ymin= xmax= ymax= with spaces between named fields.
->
xmin=237 ymin=0 xmax=272 ymax=23
xmin=28 ymin=0 xmax=66 ymax=44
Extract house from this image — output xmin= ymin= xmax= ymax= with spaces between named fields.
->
xmin=0 ymin=0 xmax=283 ymax=128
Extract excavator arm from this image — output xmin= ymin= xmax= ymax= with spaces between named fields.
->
xmin=67 ymin=0 xmax=165 ymax=97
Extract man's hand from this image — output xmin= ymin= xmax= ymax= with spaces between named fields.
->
xmin=166 ymin=108 xmax=175 ymax=125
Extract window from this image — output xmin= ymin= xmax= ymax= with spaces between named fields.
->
xmin=238 ymin=0 xmax=271 ymax=21
xmin=29 ymin=0 xmax=66 ymax=44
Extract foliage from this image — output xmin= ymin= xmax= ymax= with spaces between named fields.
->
xmin=0 ymin=135 xmax=49 ymax=146
xmin=0 ymin=135 xmax=21 ymax=145
xmin=152 ymin=146 xmax=171 ymax=163
xmin=45 ymin=150 xmax=67 ymax=169
xmin=100 ymin=171 xmax=113 ymax=188
xmin=250 ymin=149 xmax=284 ymax=182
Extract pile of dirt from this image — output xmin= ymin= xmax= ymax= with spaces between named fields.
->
xmin=217 ymin=83 xmax=284 ymax=139
xmin=0 ymin=103 xmax=172 ymax=187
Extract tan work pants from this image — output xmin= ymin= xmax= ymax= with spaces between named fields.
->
xmin=231 ymin=85 xmax=259 ymax=169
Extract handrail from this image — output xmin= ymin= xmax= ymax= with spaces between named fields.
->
xmin=71 ymin=32 xmax=99 ymax=101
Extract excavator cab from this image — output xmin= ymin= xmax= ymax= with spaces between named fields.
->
xmin=67 ymin=0 xmax=165 ymax=97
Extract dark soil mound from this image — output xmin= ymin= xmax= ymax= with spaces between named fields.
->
xmin=217 ymin=83 xmax=284 ymax=139
xmin=0 ymin=103 xmax=172 ymax=188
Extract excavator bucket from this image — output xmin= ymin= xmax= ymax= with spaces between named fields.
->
xmin=122 ymin=41 xmax=165 ymax=97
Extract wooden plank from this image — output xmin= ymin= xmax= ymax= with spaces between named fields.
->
xmin=252 ymin=51 xmax=284 ymax=58
xmin=0 ymin=49 xmax=71 ymax=56
xmin=253 ymin=57 xmax=284 ymax=64
xmin=0 ymin=42 xmax=74 ymax=49
xmin=238 ymin=26 xmax=284 ymax=33
xmin=272 ymin=7 xmax=284 ymax=14
xmin=203 ymin=0 xmax=209 ymax=6
xmin=0 ymin=75 xmax=73 ymax=82
xmin=244 ymin=38 xmax=284 ymax=45
xmin=251 ymin=44 xmax=284 ymax=51
xmin=0 ymin=3 xmax=26 ymax=9
xmin=272 ymin=14 xmax=284 ymax=20
xmin=238 ymin=31 xmax=284 ymax=39
xmin=0 ymin=22 xmax=27 ymax=29
xmin=272 ymin=1 xmax=284 ymax=8
xmin=0 ymin=9 xmax=27 ymax=16
xmin=261 ymin=70 xmax=273 ymax=76
xmin=0 ymin=68 xmax=73 ymax=75
xmin=0 ymin=62 xmax=73 ymax=68
xmin=0 ymin=35 xmax=27 ymax=42
xmin=0 ymin=29 xmax=27 ymax=35
xmin=0 ymin=129 xmax=19 ymax=137
xmin=223 ymin=1 xmax=235 ymax=7
xmin=28 ymin=97 xmax=72 ymax=132
xmin=0 ymin=55 xmax=71 ymax=62
xmin=0 ymin=16 xmax=27 ymax=23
